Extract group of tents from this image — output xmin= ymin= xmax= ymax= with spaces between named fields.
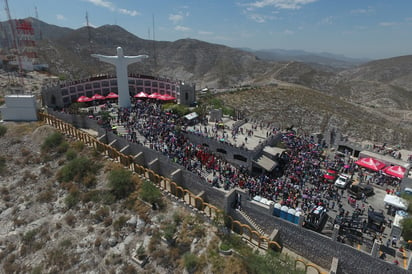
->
xmin=77 ymin=91 xmax=176 ymax=103
xmin=355 ymin=157 xmax=407 ymax=179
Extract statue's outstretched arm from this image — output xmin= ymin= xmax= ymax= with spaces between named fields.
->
xmin=125 ymin=55 xmax=149 ymax=66
xmin=91 ymin=54 xmax=118 ymax=66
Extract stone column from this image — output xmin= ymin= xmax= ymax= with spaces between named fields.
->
xmin=371 ymin=240 xmax=382 ymax=258
xmin=408 ymin=254 xmax=412 ymax=271
xmin=332 ymin=224 xmax=340 ymax=241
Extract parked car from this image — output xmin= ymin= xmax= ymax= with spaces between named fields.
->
xmin=303 ymin=205 xmax=329 ymax=232
xmin=334 ymin=174 xmax=351 ymax=188
xmin=348 ymin=183 xmax=374 ymax=199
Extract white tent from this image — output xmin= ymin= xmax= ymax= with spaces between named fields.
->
xmin=384 ymin=195 xmax=409 ymax=211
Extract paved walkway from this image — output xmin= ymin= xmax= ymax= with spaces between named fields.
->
xmin=185 ymin=116 xmax=277 ymax=151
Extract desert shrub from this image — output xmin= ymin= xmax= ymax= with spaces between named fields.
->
xmin=65 ymin=214 xmax=76 ymax=227
xmin=108 ymin=167 xmax=135 ymax=199
xmin=56 ymin=142 xmax=69 ymax=154
xmin=0 ymin=156 xmax=6 ymax=175
xmin=3 ymin=253 xmax=21 ymax=273
xmin=22 ymin=229 xmax=38 ymax=245
xmin=41 ymin=132 xmax=64 ymax=152
xmin=20 ymin=147 xmax=31 ymax=156
xmin=31 ymin=265 xmax=43 ymax=274
xmin=94 ymin=206 xmax=110 ymax=223
xmin=82 ymin=174 xmax=97 ymax=188
xmin=0 ymin=124 xmax=7 ymax=137
xmin=183 ymin=252 xmax=199 ymax=273
xmin=40 ymin=165 xmax=53 ymax=177
xmin=65 ymin=193 xmax=79 ymax=209
xmin=163 ymin=223 xmax=177 ymax=243
xmin=57 ymin=156 xmax=99 ymax=185
xmin=46 ymin=248 xmax=69 ymax=271
xmin=104 ymin=217 xmax=113 ymax=227
xmin=65 ymin=149 xmax=77 ymax=161
xmin=72 ymin=141 xmax=85 ymax=151
xmin=173 ymin=211 xmax=184 ymax=226
xmin=121 ymin=264 xmax=137 ymax=274
xmin=82 ymin=189 xmax=115 ymax=205
xmin=139 ymin=180 xmax=162 ymax=204
xmin=113 ymin=215 xmax=129 ymax=231
xmin=37 ymin=189 xmax=55 ymax=203
xmin=59 ymin=238 xmax=73 ymax=249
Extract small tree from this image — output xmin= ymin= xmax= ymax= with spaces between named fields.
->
xmin=183 ymin=252 xmax=199 ymax=273
xmin=41 ymin=132 xmax=64 ymax=152
xmin=108 ymin=168 xmax=135 ymax=199
xmin=401 ymin=217 xmax=412 ymax=242
xmin=0 ymin=156 xmax=6 ymax=175
xmin=0 ymin=124 xmax=7 ymax=137
xmin=139 ymin=180 xmax=162 ymax=204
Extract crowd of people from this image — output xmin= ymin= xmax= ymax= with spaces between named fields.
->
xmin=102 ymin=100 xmax=373 ymax=216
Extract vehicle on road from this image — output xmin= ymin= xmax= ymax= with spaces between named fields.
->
xmin=303 ymin=205 xmax=329 ymax=232
xmin=334 ymin=174 xmax=351 ymax=188
xmin=348 ymin=183 xmax=374 ymax=199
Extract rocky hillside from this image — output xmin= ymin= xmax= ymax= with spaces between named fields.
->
xmin=0 ymin=122 xmax=301 ymax=274
xmin=211 ymin=83 xmax=412 ymax=148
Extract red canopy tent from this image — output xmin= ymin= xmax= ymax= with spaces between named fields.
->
xmin=134 ymin=92 xmax=149 ymax=98
xmin=148 ymin=92 xmax=162 ymax=99
xmin=382 ymin=165 xmax=406 ymax=179
xmin=158 ymin=94 xmax=176 ymax=101
xmin=77 ymin=95 xmax=93 ymax=103
xmin=355 ymin=157 xmax=386 ymax=171
xmin=91 ymin=93 xmax=106 ymax=100
xmin=105 ymin=92 xmax=119 ymax=99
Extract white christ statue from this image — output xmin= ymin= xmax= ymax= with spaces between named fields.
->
xmin=91 ymin=47 xmax=148 ymax=108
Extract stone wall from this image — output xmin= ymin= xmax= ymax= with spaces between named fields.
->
xmin=230 ymin=191 xmax=407 ymax=274
xmin=47 ymin=110 xmax=407 ymax=274
xmin=48 ymin=110 xmax=226 ymax=209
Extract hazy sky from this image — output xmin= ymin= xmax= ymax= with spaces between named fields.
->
xmin=3 ymin=0 xmax=412 ymax=59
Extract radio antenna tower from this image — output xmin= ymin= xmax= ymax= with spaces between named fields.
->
xmin=4 ymin=0 xmax=25 ymax=89
xmin=35 ymin=6 xmax=42 ymax=40
xmin=86 ymin=11 xmax=92 ymax=44
xmin=152 ymin=14 xmax=157 ymax=68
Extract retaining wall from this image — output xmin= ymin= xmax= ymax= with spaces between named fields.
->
xmin=45 ymin=110 xmax=408 ymax=274
xmin=231 ymin=192 xmax=407 ymax=274
xmin=47 ymin=110 xmax=226 ymax=209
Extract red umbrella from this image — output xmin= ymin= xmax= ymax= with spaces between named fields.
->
xmin=134 ymin=92 xmax=149 ymax=98
xmin=383 ymin=165 xmax=406 ymax=179
xmin=355 ymin=157 xmax=386 ymax=171
xmin=105 ymin=92 xmax=119 ymax=99
xmin=77 ymin=95 xmax=93 ymax=103
xmin=148 ymin=92 xmax=162 ymax=99
xmin=91 ymin=93 xmax=106 ymax=100
xmin=323 ymin=169 xmax=338 ymax=181
xmin=158 ymin=94 xmax=176 ymax=101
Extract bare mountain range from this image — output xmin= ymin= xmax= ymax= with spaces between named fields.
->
xmin=3 ymin=17 xmax=412 ymax=148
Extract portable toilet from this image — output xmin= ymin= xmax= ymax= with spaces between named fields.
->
xmin=294 ymin=210 xmax=302 ymax=224
xmin=273 ymin=203 xmax=281 ymax=217
xmin=280 ymin=205 xmax=288 ymax=220
xmin=287 ymin=208 xmax=296 ymax=222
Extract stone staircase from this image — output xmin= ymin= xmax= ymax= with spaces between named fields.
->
xmin=236 ymin=209 xmax=268 ymax=238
